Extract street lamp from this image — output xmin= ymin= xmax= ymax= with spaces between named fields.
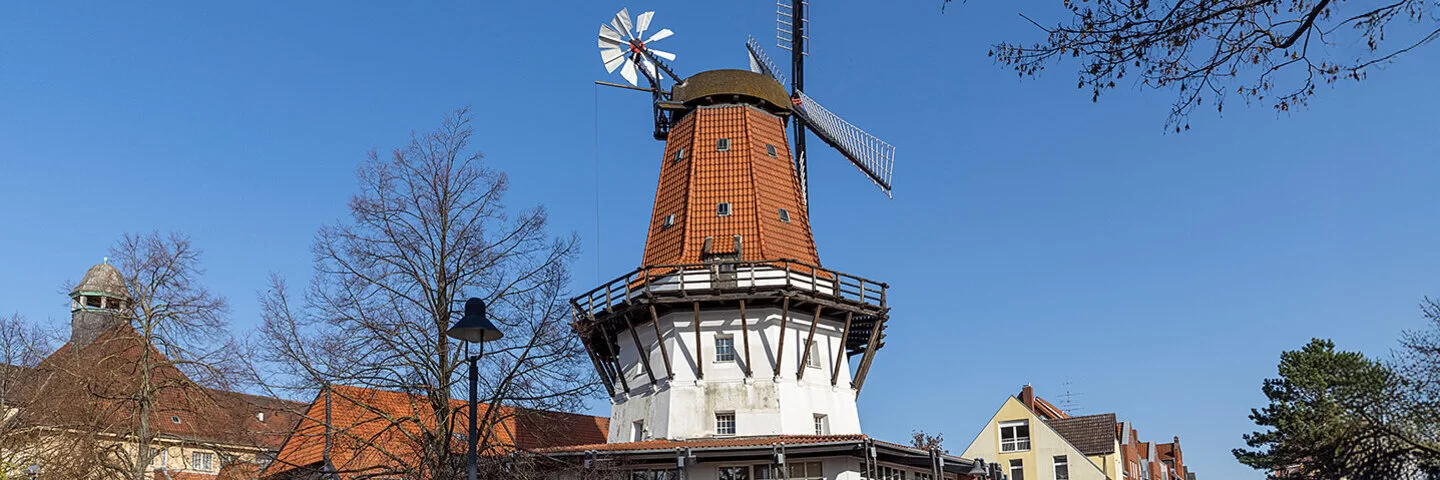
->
xmin=446 ymin=297 xmax=504 ymax=480
xmin=966 ymin=459 xmax=989 ymax=479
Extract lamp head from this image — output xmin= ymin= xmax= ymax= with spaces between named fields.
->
xmin=966 ymin=459 xmax=988 ymax=479
xmin=446 ymin=298 xmax=503 ymax=343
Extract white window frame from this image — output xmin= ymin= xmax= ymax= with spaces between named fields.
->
xmin=778 ymin=208 xmax=791 ymax=223
xmin=673 ymin=147 xmax=687 ymax=162
xmin=999 ymin=419 xmax=1031 ymax=452
xmin=632 ymin=420 xmax=645 ymax=441
xmin=714 ymin=335 xmax=736 ymax=362
xmin=1055 ymin=455 xmax=1069 ymax=480
xmin=766 ymin=144 xmax=778 ymax=157
xmin=1009 ymin=459 xmax=1025 ymax=480
xmin=717 ymin=138 xmax=731 ymax=151
xmin=806 ymin=342 xmax=822 ymax=369
xmin=717 ymin=202 xmax=732 ymax=217
xmin=715 ymin=412 xmax=736 ymax=436
xmin=875 ymin=465 xmax=908 ymax=480
xmin=192 ymin=451 xmax=215 ymax=472
xmin=813 ymin=414 xmax=828 ymax=435
xmin=662 ymin=213 xmax=677 ymax=228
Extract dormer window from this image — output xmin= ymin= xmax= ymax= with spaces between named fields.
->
xmin=662 ymin=214 xmax=677 ymax=228
xmin=256 ymin=412 xmax=266 ymax=422
xmin=170 ymin=416 xmax=181 ymax=424
xmin=716 ymin=138 xmax=731 ymax=152
xmin=778 ymin=208 xmax=791 ymax=223
xmin=672 ymin=147 xmax=686 ymax=162
xmin=716 ymin=203 xmax=732 ymax=217
xmin=766 ymin=144 xmax=778 ymax=158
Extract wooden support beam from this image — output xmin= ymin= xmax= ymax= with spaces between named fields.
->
xmin=693 ymin=302 xmax=703 ymax=379
xmin=623 ymin=314 xmax=657 ymax=385
xmin=797 ymin=305 xmax=823 ymax=380
xmin=611 ymin=356 xmax=632 ymax=394
xmin=851 ymin=317 xmax=885 ymax=394
xmin=738 ymin=300 xmax=753 ymax=378
xmin=573 ymin=320 xmax=616 ymax=398
xmin=598 ymin=322 xmax=631 ymax=394
xmin=773 ymin=296 xmax=790 ymax=377
xmin=648 ymin=305 xmax=674 ymax=379
xmin=830 ymin=311 xmax=852 ymax=386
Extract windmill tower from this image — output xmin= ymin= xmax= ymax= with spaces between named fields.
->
xmin=579 ymin=6 xmax=895 ymax=442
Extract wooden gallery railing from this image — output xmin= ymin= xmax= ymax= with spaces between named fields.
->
xmin=572 ymin=259 xmax=887 ymax=319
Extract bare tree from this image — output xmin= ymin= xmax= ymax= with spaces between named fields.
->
xmin=0 ymin=313 xmax=54 ymax=473
xmin=13 ymin=232 xmax=237 ymax=480
xmin=255 ymin=106 xmax=591 ymax=479
xmin=909 ymin=430 xmax=947 ymax=453
xmin=975 ymin=0 xmax=1440 ymax=129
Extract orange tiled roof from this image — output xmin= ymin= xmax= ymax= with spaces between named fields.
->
xmin=16 ymin=324 xmax=304 ymax=450
xmin=539 ymin=434 xmax=868 ymax=453
xmin=642 ymin=104 xmax=819 ymax=267
xmin=264 ymin=384 xmax=608 ymax=479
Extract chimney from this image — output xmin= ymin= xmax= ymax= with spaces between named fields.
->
xmin=1020 ymin=384 xmax=1035 ymax=412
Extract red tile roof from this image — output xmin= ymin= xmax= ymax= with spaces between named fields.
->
xmin=642 ymin=105 xmax=819 ymax=267
xmin=16 ymin=325 xmax=304 ymax=450
xmin=1044 ymin=413 xmax=1118 ymax=456
xmin=264 ymin=384 xmax=608 ymax=479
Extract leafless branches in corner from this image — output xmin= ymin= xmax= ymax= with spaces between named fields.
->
xmin=983 ymin=0 xmax=1440 ymax=130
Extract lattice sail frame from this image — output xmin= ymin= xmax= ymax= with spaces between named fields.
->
xmin=793 ymin=91 xmax=895 ymax=196
xmin=747 ymin=36 xmax=895 ymax=198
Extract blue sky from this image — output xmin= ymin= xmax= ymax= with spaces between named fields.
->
xmin=2 ymin=2 xmax=1437 ymax=478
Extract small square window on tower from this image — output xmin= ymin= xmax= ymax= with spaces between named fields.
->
xmin=717 ymin=203 xmax=732 ymax=217
xmin=766 ymin=144 xmax=778 ymax=158
xmin=672 ymin=147 xmax=686 ymax=163
xmin=715 ymin=412 xmax=736 ymax=436
xmin=662 ymin=213 xmax=677 ymax=228
xmin=716 ymin=138 xmax=731 ymax=151
xmin=778 ymin=208 xmax=791 ymax=223
xmin=714 ymin=336 xmax=736 ymax=362
xmin=813 ymin=414 xmax=829 ymax=435
xmin=632 ymin=420 xmax=646 ymax=442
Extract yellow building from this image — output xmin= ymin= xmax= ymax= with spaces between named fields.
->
xmin=960 ymin=386 xmax=1121 ymax=480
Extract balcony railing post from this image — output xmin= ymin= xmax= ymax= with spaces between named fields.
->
xmin=858 ymin=279 xmax=866 ymax=303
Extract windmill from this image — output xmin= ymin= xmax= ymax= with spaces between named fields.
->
xmin=748 ymin=0 xmax=896 ymax=200
xmin=574 ymin=5 xmax=896 ymax=442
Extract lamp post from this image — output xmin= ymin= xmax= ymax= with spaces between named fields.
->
xmin=446 ymin=297 xmax=504 ymax=480
xmin=966 ymin=459 xmax=989 ymax=480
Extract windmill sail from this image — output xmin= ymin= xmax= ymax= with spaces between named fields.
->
xmin=748 ymin=36 xmax=893 ymax=198
xmin=746 ymin=36 xmax=787 ymax=85
xmin=791 ymin=91 xmax=894 ymax=197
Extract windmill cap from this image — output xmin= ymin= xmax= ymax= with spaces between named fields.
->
xmin=72 ymin=262 xmax=130 ymax=299
xmin=671 ymin=69 xmax=791 ymax=115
